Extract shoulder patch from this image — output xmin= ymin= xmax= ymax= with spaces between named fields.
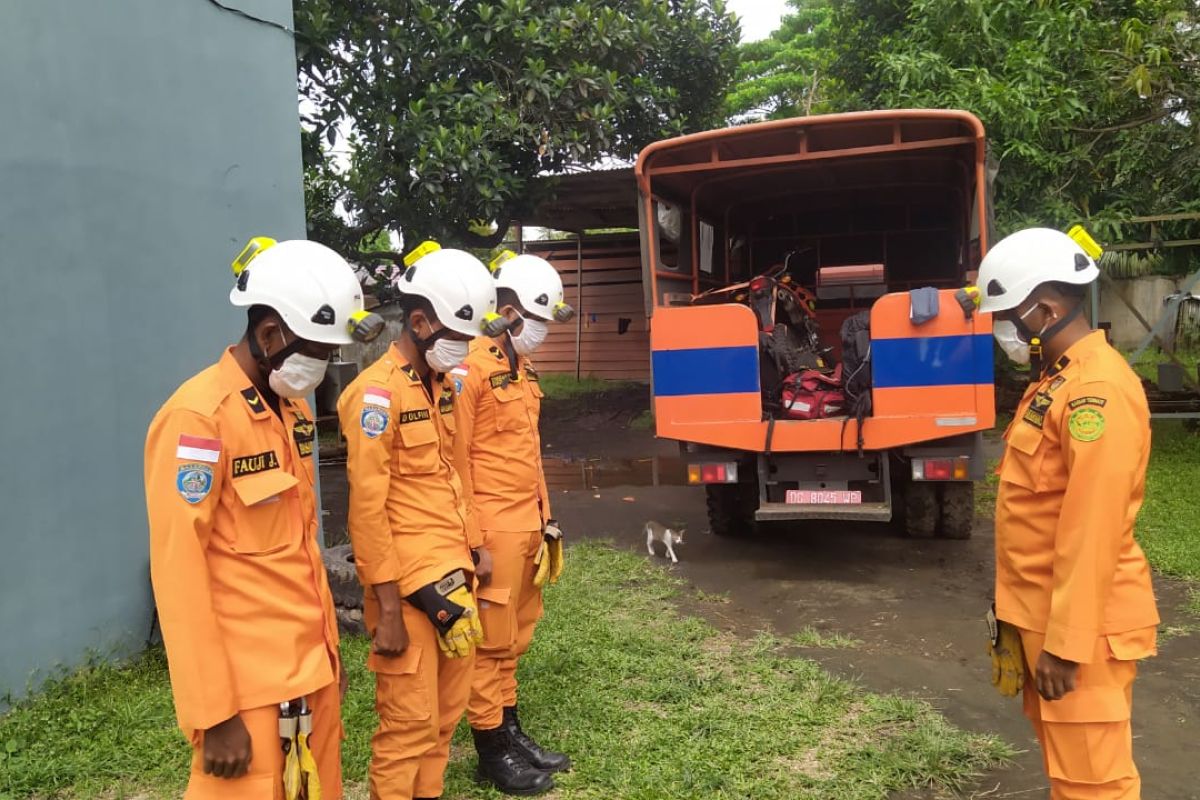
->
xmin=177 ymin=463 xmax=214 ymax=504
xmin=363 ymin=386 xmax=392 ymax=408
xmin=361 ymin=407 xmax=390 ymax=438
xmin=1068 ymin=396 xmax=1107 ymax=410
xmin=400 ymin=364 xmax=419 ymax=382
xmin=240 ymin=386 xmax=266 ymax=414
xmin=399 ymin=409 xmax=432 ymax=424
xmin=1068 ymin=407 xmax=1105 ymax=442
xmin=177 ymin=434 xmax=221 ymax=463
xmin=232 ymin=450 xmax=280 ymax=477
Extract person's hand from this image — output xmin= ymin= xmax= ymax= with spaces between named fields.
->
xmin=339 ymin=662 xmax=349 ymax=701
xmin=1035 ymin=650 xmax=1078 ymax=701
xmin=373 ymin=605 xmax=410 ymax=657
xmin=474 ymin=547 xmax=494 ymax=586
xmin=203 ymin=714 xmax=253 ymax=779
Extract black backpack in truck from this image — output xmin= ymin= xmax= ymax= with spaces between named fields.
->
xmin=839 ymin=311 xmax=872 ymax=452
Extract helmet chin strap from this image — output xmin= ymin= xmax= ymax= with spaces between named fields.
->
xmin=408 ymin=319 xmax=450 ymax=353
xmin=249 ymin=326 xmax=303 ymax=376
xmin=1016 ymin=302 xmax=1084 ymax=377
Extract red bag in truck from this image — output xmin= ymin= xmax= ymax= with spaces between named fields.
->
xmin=781 ymin=364 xmax=845 ymax=420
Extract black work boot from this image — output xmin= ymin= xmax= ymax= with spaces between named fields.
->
xmin=472 ymin=725 xmax=554 ymax=796
xmin=503 ymin=706 xmax=572 ymax=773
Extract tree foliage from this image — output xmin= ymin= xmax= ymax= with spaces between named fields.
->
xmin=726 ymin=0 xmax=833 ymax=120
xmin=296 ymin=0 xmax=739 ymax=260
xmin=729 ymin=0 xmax=1200 ymax=259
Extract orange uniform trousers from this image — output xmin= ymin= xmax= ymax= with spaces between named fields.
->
xmin=1019 ymin=629 xmax=1142 ymax=799
xmin=185 ymin=679 xmax=342 ymax=800
xmin=467 ymin=529 xmax=545 ymax=730
xmin=368 ymin=599 xmax=474 ymax=800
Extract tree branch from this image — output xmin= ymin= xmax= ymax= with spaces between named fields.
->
xmin=1068 ymin=107 xmax=1174 ymax=133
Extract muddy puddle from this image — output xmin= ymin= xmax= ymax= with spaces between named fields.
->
xmin=543 ymin=455 xmax=687 ymax=492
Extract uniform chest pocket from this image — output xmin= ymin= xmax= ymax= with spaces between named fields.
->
xmin=396 ymin=419 xmax=442 ymax=474
xmin=230 ymin=470 xmax=300 ymax=554
xmin=493 ymin=383 xmax=531 ymax=433
xmin=999 ymin=422 xmax=1048 ymax=492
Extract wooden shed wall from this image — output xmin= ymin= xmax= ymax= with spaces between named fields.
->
xmin=520 ymin=233 xmax=649 ymax=381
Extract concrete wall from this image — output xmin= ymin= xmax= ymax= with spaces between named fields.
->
xmin=0 ymin=0 xmax=306 ymax=701
xmin=1099 ymin=276 xmax=1191 ymax=348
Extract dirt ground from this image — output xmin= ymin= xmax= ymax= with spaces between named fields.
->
xmin=319 ymin=389 xmax=1200 ymax=799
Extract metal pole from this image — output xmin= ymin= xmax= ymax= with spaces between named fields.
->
xmin=575 ymin=233 xmax=584 ymax=380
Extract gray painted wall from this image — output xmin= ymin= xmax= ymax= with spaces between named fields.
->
xmin=0 ymin=0 xmax=306 ymax=701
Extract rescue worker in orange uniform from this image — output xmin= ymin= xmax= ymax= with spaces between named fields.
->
xmin=145 ymin=238 xmax=383 ymax=799
xmin=338 ymin=242 xmax=507 ymax=800
xmin=980 ymin=228 xmax=1160 ymax=799
xmin=455 ymin=252 xmax=576 ymax=795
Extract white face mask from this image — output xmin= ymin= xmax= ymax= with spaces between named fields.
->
xmin=269 ymin=352 xmax=329 ymax=398
xmin=427 ymin=338 xmax=470 ymax=372
xmin=509 ymin=314 xmax=548 ymax=356
xmin=992 ymin=305 xmax=1046 ymax=366
xmin=992 ymin=320 xmax=1030 ymax=365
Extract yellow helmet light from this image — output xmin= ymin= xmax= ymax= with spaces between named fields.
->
xmin=232 ymin=236 xmax=277 ymax=277
xmin=404 ymin=240 xmax=441 ymax=268
xmin=1066 ymin=225 xmax=1104 ymax=259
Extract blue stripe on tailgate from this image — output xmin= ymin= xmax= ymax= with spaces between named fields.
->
xmin=652 ymin=346 xmax=760 ymax=397
xmin=872 ymin=334 xmax=995 ymax=388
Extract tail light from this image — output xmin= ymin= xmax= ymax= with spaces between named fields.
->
xmin=911 ymin=457 xmax=970 ymax=481
xmin=687 ymin=462 xmax=739 ymax=485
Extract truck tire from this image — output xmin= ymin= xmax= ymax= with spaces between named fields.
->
xmin=903 ymin=481 xmax=938 ymax=539
xmin=706 ymin=482 xmax=758 ymax=538
xmin=938 ymin=482 xmax=975 ymax=539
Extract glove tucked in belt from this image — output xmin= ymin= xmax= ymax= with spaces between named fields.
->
xmin=406 ymin=569 xmax=484 ymax=658
xmin=987 ymin=605 xmax=1025 ymax=697
xmin=533 ymin=520 xmax=564 ymax=588
xmin=280 ymin=698 xmax=322 ymax=800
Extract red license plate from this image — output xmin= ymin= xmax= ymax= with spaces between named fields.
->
xmin=786 ymin=490 xmax=862 ymax=505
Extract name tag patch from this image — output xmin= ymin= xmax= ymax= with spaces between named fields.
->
xmin=489 ymin=371 xmax=513 ymax=390
xmin=177 ymin=463 xmax=214 ymax=504
xmin=399 ymin=409 xmax=431 ymax=425
xmin=232 ymin=450 xmax=280 ymax=478
xmin=438 ymin=386 xmax=455 ymax=415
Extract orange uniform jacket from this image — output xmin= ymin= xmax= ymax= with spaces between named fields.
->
xmin=338 ymin=344 xmax=477 ymax=601
xmin=451 ymin=339 xmax=551 ymax=532
xmin=996 ymin=331 xmax=1159 ymax=664
xmin=145 ymin=350 xmax=339 ymax=733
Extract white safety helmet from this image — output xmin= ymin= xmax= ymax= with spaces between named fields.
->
xmin=977 ymin=228 xmax=1099 ymax=314
xmin=230 ymin=238 xmax=382 ymax=345
xmin=489 ymin=251 xmax=575 ymax=322
xmin=399 ymin=242 xmax=504 ymax=337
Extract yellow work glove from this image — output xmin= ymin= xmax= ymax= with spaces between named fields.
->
xmin=439 ymin=583 xmax=484 ymax=658
xmin=987 ymin=607 xmax=1025 ymax=697
xmin=283 ymin=741 xmax=302 ymax=800
xmin=407 ymin=569 xmax=484 ymax=658
xmin=533 ymin=521 xmax=564 ymax=588
xmin=296 ymin=730 xmax=322 ymax=800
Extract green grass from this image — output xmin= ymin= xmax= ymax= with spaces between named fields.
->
xmin=537 ymin=374 xmax=636 ymax=400
xmin=975 ymin=458 xmax=1001 ymax=517
xmin=0 ymin=543 xmax=1010 ymax=800
xmin=1137 ymin=421 xmax=1200 ymax=580
xmin=790 ymin=627 xmax=862 ymax=650
xmin=628 ymin=409 xmax=655 ymax=431
xmin=1127 ymin=348 xmax=1200 ymax=384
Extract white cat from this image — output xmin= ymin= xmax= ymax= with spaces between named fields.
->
xmin=645 ymin=521 xmax=685 ymax=564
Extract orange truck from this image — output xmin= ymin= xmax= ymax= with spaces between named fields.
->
xmin=636 ymin=110 xmax=996 ymax=538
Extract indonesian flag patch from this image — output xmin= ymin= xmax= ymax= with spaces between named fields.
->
xmin=363 ymin=387 xmax=392 ymax=408
xmin=176 ymin=434 xmax=221 ymax=463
